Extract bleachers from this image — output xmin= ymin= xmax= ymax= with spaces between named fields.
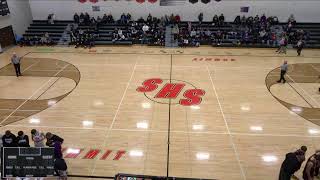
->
xmin=22 ymin=20 xmax=320 ymax=48
xmin=23 ymin=20 xmax=69 ymax=43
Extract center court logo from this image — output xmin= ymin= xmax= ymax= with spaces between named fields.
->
xmin=136 ymin=78 xmax=205 ymax=106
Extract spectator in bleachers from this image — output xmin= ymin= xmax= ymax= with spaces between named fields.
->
xmin=175 ymin=14 xmax=181 ymax=24
xmin=187 ymin=21 xmax=192 ymax=33
xmin=46 ymin=132 xmax=64 ymax=147
xmin=254 ymin=15 xmax=260 ymax=24
xmin=102 ymin=14 xmax=107 ymax=24
xmin=2 ymin=130 xmax=17 ymax=147
xmin=260 ymin=14 xmax=267 ymax=24
xmin=288 ymin=14 xmax=296 ymax=25
xmin=142 ymin=24 xmax=150 ymax=33
xmin=48 ymin=13 xmax=55 ymax=24
xmin=17 ymin=131 xmax=30 ymax=147
xmin=212 ymin=15 xmax=219 ymax=26
xmin=259 ymin=29 xmax=267 ymax=44
xmin=205 ymin=29 xmax=211 ymax=39
xmin=147 ymin=13 xmax=153 ymax=24
xmin=73 ymin=13 xmax=80 ymax=24
xmin=107 ymin=13 xmax=114 ymax=24
xmin=97 ymin=16 xmax=102 ymax=26
xmin=234 ymin=15 xmax=241 ymax=25
xmin=80 ymin=13 xmax=85 ymax=25
xmin=241 ymin=16 xmax=246 ymax=26
xmin=190 ymin=28 xmax=196 ymax=38
xmin=84 ymin=12 xmax=90 ymax=25
xmin=120 ymin=13 xmax=127 ymax=24
xmin=40 ymin=32 xmax=49 ymax=45
xmin=31 ymin=129 xmax=45 ymax=147
xmin=90 ymin=17 xmax=97 ymax=26
xmin=215 ymin=29 xmax=223 ymax=45
xmin=198 ymin=13 xmax=203 ymax=24
xmin=127 ymin=13 xmax=132 ymax=21
xmin=219 ymin=14 xmax=225 ymax=26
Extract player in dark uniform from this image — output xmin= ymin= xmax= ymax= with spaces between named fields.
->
xmin=17 ymin=131 xmax=30 ymax=147
xmin=303 ymin=153 xmax=320 ymax=180
xmin=45 ymin=132 xmax=64 ymax=147
xmin=2 ymin=130 xmax=17 ymax=147
xmin=279 ymin=148 xmax=306 ymax=180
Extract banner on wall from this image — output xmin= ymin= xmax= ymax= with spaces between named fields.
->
xmin=92 ymin=6 xmax=100 ymax=11
xmin=160 ymin=0 xmax=186 ymax=6
xmin=240 ymin=6 xmax=249 ymax=13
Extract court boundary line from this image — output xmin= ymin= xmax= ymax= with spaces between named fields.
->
xmin=6 ymin=124 xmax=320 ymax=138
xmin=90 ymin=60 xmax=138 ymax=176
xmin=35 ymin=77 xmax=61 ymax=100
xmin=0 ymin=64 xmax=69 ymax=125
xmin=286 ymin=74 xmax=320 ymax=107
xmin=206 ymin=65 xmax=246 ymax=180
xmin=287 ymin=82 xmax=314 ymax=108
xmin=26 ymin=51 xmax=320 ymax=59
xmin=166 ymin=54 xmax=173 ymax=177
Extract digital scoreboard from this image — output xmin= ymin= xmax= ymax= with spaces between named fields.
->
xmin=2 ymin=147 xmax=55 ymax=178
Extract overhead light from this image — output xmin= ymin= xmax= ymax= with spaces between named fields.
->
xmin=192 ymin=124 xmax=204 ymax=130
xmin=82 ymin=120 xmax=93 ymax=127
xmin=93 ymin=100 xmax=104 ymax=107
xmin=29 ymin=118 xmax=40 ymax=124
xmin=129 ymin=150 xmax=143 ymax=157
xmin=291 ymin=107 xmax=302 ymax=114
xmin=196 ymin=152 xmax=210 ymax=160
xmin=262 ymin=155 xmax=277 ymax=162
xmin=136 ymin=122 xmax=148 ymax=129
xmin=250 ymin=126 xmax=263 ymax=131
xmin=190 ymin=105 xmax=200 ymax=110
xmin=47 ymin=100 xmax=57 ymax=106
xmin=142 ymin=102 xmax=151 ymax=109
xmin=241 ymin=104 xmax=250 ymax=111
xmin=66 ymin=148 xmax=80 ymax=154
xmin=308 ymin=129 xmax=320 ymax=135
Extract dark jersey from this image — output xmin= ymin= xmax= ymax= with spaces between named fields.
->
xmin=280 ymin=152 xmax=301 ymax=175
xmin=2 ymin=134 xmax=17 ymax=147
xmin=46 ymin=134 xmax=64 ymax=147
xmin=17 ymin=135 xmax=30 ymax=147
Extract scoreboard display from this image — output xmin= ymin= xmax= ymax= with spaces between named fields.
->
xmin=2 ymin=147 xmax=55 ymax=178
xmin=0 ymin=0 xmax=10 ymax=16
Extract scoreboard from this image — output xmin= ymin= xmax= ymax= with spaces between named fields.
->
xmin=2 ymin=147 xmax=55 ymax=178
xmin=0 ymin=0 xmax=9 ymax=16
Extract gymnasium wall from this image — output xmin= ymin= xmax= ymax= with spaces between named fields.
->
xmin=29 ymin=0 xmax=320 ymax=23
xmin=0 ymin=0 xmax=33 ymax=36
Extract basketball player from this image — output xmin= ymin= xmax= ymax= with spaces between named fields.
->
xmin=11 ymin=52 xmax=22 ymax=77
xmin=277 ymin=61 xmax=288 ymax=83
xmin=296 ymin=39 xmax=304 ymax=56
xmin=303 ymin=152 xmax=320 ymax=180
xmin=279 ymin=148 xmax=306 ymax=180
xmin=31 ymin=129 xmax=45 ymax=147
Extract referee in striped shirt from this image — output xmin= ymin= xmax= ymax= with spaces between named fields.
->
xmin=11 ymin=52 xmax=22 ymax=77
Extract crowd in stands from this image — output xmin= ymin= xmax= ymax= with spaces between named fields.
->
xmin=69 ymin=24 xmax=97 ymax=48
xmin=1 ymin=129 xmax=67 ymax=178
xmin=19 ymin=32 xmax=55 ymax=47
xmin=22 ymin=12 xmax=309 ymax=52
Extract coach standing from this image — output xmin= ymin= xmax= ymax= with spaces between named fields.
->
xmin=277 ymin=61 xmax=288 ymax=83
xmin=11 ymin=52 xmax=22 ymax=77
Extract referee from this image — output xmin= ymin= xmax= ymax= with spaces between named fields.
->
xmin=277 ymin=61 xmax=288 ymax=83
xmin=11 ymin=52 xmax=22 ymax=77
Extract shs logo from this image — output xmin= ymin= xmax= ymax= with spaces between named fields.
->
xmin=137 ymin=78 xmax=205 ymax=106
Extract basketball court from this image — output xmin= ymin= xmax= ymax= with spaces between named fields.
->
xmin=1 ymin=46 xmax=320 ymax=180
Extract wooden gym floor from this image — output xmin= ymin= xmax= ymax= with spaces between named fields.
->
xmin=0 ymin=46 xmax=320 ymax=180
